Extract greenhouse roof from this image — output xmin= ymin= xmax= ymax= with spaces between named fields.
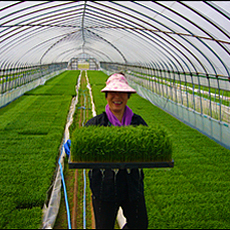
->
xmin=0 ymin=1 xmax=229 ymax=76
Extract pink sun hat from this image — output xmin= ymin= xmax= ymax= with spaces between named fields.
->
xmin=101 ymin=73 xmax=136 ymax=93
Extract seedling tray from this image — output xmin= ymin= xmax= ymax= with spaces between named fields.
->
xmin=68 ymin=159 xmax=174 ymax=169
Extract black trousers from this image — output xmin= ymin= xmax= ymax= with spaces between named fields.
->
xmin=92 ymin=195 xmax=148 ymax=229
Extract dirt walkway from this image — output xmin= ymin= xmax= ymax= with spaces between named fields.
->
xmin=54 ymin=70 xmax=95 ymax=229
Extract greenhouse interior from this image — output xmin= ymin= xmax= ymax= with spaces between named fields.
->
xmin=0 ymin=1 xmax=230 ymax=229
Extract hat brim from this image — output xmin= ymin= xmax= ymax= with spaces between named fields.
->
xmin=101 ymin=84 xmax=136 ymax=93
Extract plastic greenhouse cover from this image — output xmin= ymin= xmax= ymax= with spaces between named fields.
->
xmin=0 ymin=1 xmax=229 ymax=78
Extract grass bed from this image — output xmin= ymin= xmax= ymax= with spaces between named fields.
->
xmin=71 ymin=125 xmax=173 ymax=163
xmin=0 ymin=70 xmax=80 ymax=229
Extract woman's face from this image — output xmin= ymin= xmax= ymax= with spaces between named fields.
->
xmin=106 ymin=91 xmax=129 ymax=114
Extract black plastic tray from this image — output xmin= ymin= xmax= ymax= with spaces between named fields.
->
xmin=68 ymin=159 xmax=174 ymax=169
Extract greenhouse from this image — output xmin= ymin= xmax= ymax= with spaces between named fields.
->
xmin=0 ymin=1 xmax=230 ymax=229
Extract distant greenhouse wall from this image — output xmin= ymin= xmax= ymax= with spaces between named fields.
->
xmin=0 ymin=63 xmax=67 ymax=108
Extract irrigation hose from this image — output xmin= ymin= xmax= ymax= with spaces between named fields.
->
xmin=59 ymin=72 xmax=88 ymax=229
xmin=83 ymin=168 xmax=87 ymax=229
xmin=58 ymin=148 xmax=72 ymax=229
xmin=82 ymin=90 xmax=87 ymax=229
xmin=55 ymin=71 xmax=82 ymax=229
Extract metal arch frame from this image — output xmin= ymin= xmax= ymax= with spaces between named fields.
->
xmin=154 ymin=1 xmax=230 ymax=76
xmin=39 ymin=0 xmax=185 ymax=65
xmin=106 ymin=1 xmax=228 ymax=118
xmin=113 ymin=1 xmax=213 ymax=75
xmin=1 ymin=2 xmax=84 ymax=67
xmin=205 ymin=1 xmax=230 ymax=21
xmin=85 ymin=29 xmax=128 ymax=62
xmin=0 ymin=1 xmax=22 ymax=12
xmin=1 ymin=29 xmax=76 ymax=67
xmin=1 ymin=3 xmax=84 ymax=36
xmin=39 ymin=30 xmax=82 ymax=64
xmin=0 ymin=1 xmax=78 ymax=42
xmin=0 ymin=1 xmax=50 ymax=23
xmin=77 ymin=7 xmax=144 ymax=62
xmin=39 ymin=27 xmax=128 ymax=64
xmin=88 ymin=2 xmax=179 ymax=65
xmin=0 ymin=1 xmax=197 ymax=71
xmin=81 ymin=1 xmax=87 ymax=49
xmin=1 ymin=1 xmax=128 ymax=65
xmin=1 ymin=22 xmax=77 ymax=67
xmin=182 ymin=2 xmax=230 ymax=43
xmin=0 ymin=3 xmax=85 ymax=64
xmin=151 ymin=1 xmax=229 ymax=117
xmin=82 ymin=6 xmax=173 ymax=64
xmin=1 ymin=1 xmax=75 ymax=26
xmin=0 ymin=1 xmax=229 ymax=77
xmin=35 ymin=9 xmax=128 ymax=63
xmin=94 ymin=1 xmax=208 ymax=74
xmin=104 ymin=0 xmax=229 ymax=84
xmin=56 ymin=47 xmax=113 ymax=63
xmin=85 ymin=2 xmax=199 ymax=74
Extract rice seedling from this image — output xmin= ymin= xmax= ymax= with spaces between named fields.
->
xmin=71 ymin=125 xmax=173 ymax=163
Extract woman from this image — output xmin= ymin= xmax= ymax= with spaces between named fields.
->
xmin=85 ymin=73 xmax=148 ymax=229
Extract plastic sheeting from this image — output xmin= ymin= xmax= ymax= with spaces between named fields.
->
xmin=127 ymin=75 xmax=230 ymax=151
xmin=0 ymin=1 xmax=229 ymax=77
xmin=126 ymin=72 xmax=230 ymax=123
xmin=117 ymin=207 xmax=126 ymax=229
xmin=101 ymin=67 xmax=230 ymax=149
xmin=0 ymin=69 xmax=65 ymax=108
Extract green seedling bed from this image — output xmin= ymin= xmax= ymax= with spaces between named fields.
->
xmin=69 ymin=125 xmax=173 ymax=167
